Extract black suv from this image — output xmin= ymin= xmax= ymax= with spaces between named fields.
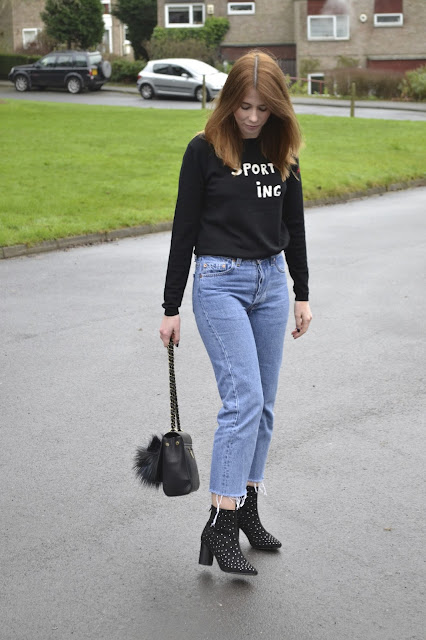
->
xmin=8 ymin=51 xmax=112 ymax=94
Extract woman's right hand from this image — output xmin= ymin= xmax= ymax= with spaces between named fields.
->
xmin=159 ymin=314 xmax=181 ymax=347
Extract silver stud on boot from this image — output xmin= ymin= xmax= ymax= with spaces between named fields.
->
xmin=237 ymin=486 xmax=282 ymax=550
xmin=199 ymin=507 xmax=258 ymax=575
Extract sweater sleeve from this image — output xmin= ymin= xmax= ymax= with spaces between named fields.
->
xmin=282 ymin=163 xmax=309 ymax=301
xmin=162 ymin=140 xmax=206 ymax=316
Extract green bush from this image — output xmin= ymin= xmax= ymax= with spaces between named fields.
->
xmin=299 ymin=58 xmax=321 ymax=78
xmin=110 ymin=58 xmax=145 ymax=84
xmin=152 ymin=17 xmax=229 ymax=48
xmin=286 ymin=75 xmax=309 ymax=96
xmin=399 ymin=66 xmax=426 ymax=101
xmin=202 ymin=17 xmax=230 ymax=47
xmin=336 ymin=55 xmax=360 ymax=69
xmin=0 ymin=53 xmax=41 ymax=79
xmin=325 ymin=68 xmax=403 ymax=99
xmin=148 ymin=38 xmax=217 ymax=66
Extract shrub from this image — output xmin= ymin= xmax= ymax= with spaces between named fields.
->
xmin=13 ymin=30 xmax=59 ymax=56
xmin=111 ymin=58 xmax=145 ymax=84
xmin=299 ymin=58 xmax=321 ymax=78
xmin=202 ymin=17 xmax=230 ymax=47
xmin=147 ymin=38 xmax=217 ymax=66
xmin=399 ymin=66 xmax=426 ymax=101
xmin=286 ymin=75 xmax=309 ymax=96
xmin=0 ymin=53 xmax=41 ymax=80
xmin=325 ymin=68 xmax=403 ymax=99
xmin=336 ymin=55 xmax=360 ymax=69
xmin=152 ymin=17 xmax=229 ymax=48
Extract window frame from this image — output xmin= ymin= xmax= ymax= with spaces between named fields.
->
xmin=307 ymin=14 xmax=350 ymax=40
xmin=373 ymin=13 xmax=403 ymax=27
xmin=227 ymin=2 xmax=255 ymax=15
xmin=22 ymin=28 xmax=40 ymax=48
xmin=308 ymin=73 xmax=325 ymax=95
xmin=165 ymin=3 xmax=205 ymax=28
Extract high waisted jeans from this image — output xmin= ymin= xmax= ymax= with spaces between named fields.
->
xmin=192 ymin=253 xmax=289 ymax=498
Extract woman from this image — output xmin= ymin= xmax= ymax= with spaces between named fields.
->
xmin=159 ymin=50 xmax=312 ymax=576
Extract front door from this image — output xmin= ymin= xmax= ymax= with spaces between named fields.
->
xmin=169 ymin=65 xmax=196 ymax=96
xmin=31 ymin=54 xmax=57 ymax=87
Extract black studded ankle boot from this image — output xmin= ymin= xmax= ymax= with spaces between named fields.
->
xmin=237 ymin=486 xmax=282 ymax=550
xmin=199 ymin=506 xmax=258 ymax=575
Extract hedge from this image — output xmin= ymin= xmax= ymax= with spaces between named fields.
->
xmin=152 ymin=16 xmax=229 ymax=48
xmin=110 ymin=58 xmax=145 ymax=84
xmin=325 ymin=68 xmax=404 ymax=100
xmin=0 ymin=53 xmax=41 ymax=79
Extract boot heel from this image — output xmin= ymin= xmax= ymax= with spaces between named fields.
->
xmin=199 ymin=542 xmax=213 ymax=566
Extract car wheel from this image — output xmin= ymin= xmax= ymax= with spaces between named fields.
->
xmin=100 ymin=60 xmax=112 ymax=79
xmin=14 ymin=74 xmax=29 ymax=92
xmin=195 ymin=86 xmax=210 ymax=103
xmin=67 ymin=76 xmax=82 ymax=94
xmin=140 ymin=83 xmax=154 ymax=100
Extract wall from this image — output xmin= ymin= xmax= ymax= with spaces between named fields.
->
xmin=0 ymin=0 xmax=14 ymax=51
xmin=294 ymin=0 xmax=426 ymax=74
xmin=0 ymin=0 xmax=45 ymax=52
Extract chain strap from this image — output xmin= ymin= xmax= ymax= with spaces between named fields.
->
xmin=168 ymin=338 xmax=181 ymax=432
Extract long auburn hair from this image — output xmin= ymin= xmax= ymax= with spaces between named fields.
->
xmin=204 ymin=50 xmax=302 ymax=179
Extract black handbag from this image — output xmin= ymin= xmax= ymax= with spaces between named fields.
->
xmin=134 ymin=339 xmax=200 ymax=497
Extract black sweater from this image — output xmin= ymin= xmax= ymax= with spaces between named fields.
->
xmin=163 ymin=134 xmax=309 ymax=316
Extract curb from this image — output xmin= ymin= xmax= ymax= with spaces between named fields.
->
xmin=1 ymin=180 xmax=425 ymax=260
xmin=1 ymin=80 xmax=424 ymax=112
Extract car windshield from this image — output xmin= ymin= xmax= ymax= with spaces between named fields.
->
xmin=89 ymin=53 xmax=102 ymax=65
xmin=186 ymin=61 xmax=219 ymax=76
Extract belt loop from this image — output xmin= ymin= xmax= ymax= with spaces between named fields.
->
xmin=236 ymin=258 xmax=242 ymax=267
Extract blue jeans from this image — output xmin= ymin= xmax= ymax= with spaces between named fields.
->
xmin=192 ymin=253 xmax=289 ymax=498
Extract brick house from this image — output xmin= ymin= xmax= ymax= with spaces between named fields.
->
xmin=156 ymin=0 xmax=426 ymax=78
xmin=0 ymin=0 xmax=129 ymax=56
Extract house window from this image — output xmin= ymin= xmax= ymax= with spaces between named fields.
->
xmin=308 ymin=15 xmax=349 ymax=40
xmin=165 ymin=4 xmax=205 ymax=27
xmin=101 ymin=1 xmax=111 ymax=14
xmin=22 ymin=28 xmax=40 ymax=47
xmin=374 ymin=13 xmax=403 ymax=26
xmin=374 ymin=0 xmax=403 ymax=26
xmin=227 ymin=2 xmax=255 ymax=15
xmin=308 ymin=73 xmax=324 ymax=95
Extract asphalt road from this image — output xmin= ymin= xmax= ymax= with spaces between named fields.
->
xmin=1 ymin=187 xmax=425 ymax=639
xmin=1 ymin=83 xmax=425 ymax=120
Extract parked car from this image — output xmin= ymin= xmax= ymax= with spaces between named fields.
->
xmin=8 ymin=51 xmax=112 ymax=94
xmin=137 ymin=58 xmax=228 ymax=102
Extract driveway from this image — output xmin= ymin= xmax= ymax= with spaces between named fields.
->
xmin=1 ymin=187 xmax=425 ymax=640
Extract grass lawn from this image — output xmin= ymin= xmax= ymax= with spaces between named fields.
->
xmin=0 ymin=99 xmax=425 ymax=247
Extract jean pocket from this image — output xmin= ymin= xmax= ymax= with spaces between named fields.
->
xmin=197 ymin=256 xmax=235 ymax=277
xmin=274 ymin=254 xmax=287 ymax=274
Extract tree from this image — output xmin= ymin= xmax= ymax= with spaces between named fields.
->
xmin=40 ymin=0 xmax=105 ymax=50
xmin=112 ymin=0 xmax=157 ymax=60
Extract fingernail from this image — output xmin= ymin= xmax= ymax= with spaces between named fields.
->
xmin=297 ymin=328 xmax=301 ymax=333
xmin=175 ymin=343 xmax=179 ymax=347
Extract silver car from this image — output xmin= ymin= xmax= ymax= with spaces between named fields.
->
xmin=136 ymin=58 xmax=228 ymax=102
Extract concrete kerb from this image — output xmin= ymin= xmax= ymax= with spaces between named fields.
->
xmin=104 ymin=85 xmax=426 ymax=113
xmin=1 ymin=181 xmax=424 ymax=261
xmin=1 ymin=80 xmax=424 ymax=112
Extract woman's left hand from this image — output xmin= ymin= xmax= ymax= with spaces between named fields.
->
xmin=291 ymin=301 xmax=312 ymax=339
